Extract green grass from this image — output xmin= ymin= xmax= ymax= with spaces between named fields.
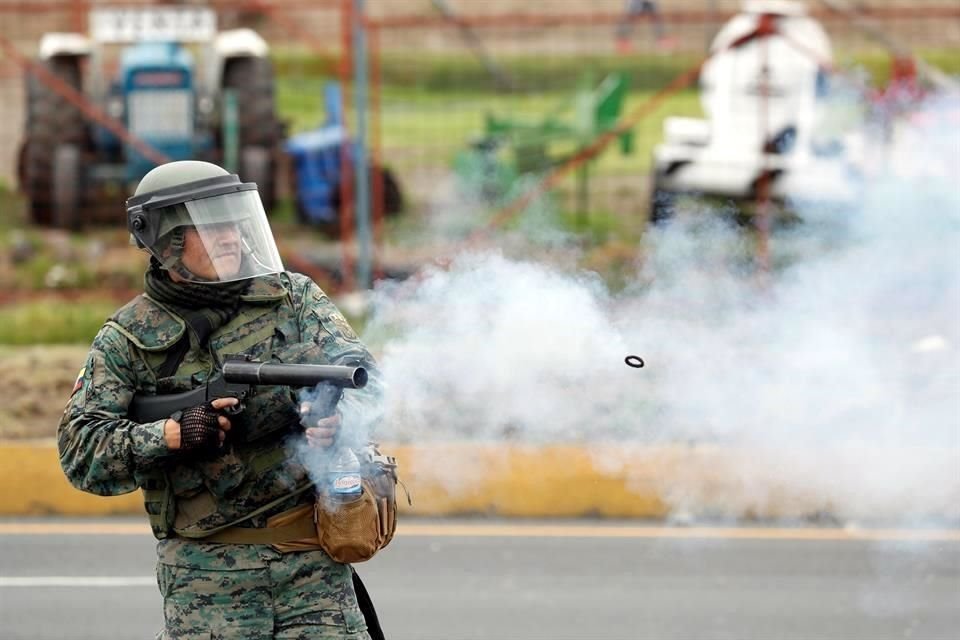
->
xmin=274 ymin=50 xmax=707 ymax=94
xmin=0 ymin=301 xmax=114 ymax=345
xmin=274 ymin=47 xmax=960 ymax=97
xmin=278 ymin=79 xmax=703 ymax=172
xmin=0 ymin=184 xmax=26 ymax=231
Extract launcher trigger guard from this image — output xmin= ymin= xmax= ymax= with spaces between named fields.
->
xmin=209 ymin=388 xmax=248 ymax=416
xmin=222 ymin=401 xmax=245 ymax=416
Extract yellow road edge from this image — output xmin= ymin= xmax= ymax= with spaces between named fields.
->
xmin=2 ymin=441 xmax=957 ymax=522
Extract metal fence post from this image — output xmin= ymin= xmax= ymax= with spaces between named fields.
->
xmin=352 ymin=0 xmax=372 ymax=290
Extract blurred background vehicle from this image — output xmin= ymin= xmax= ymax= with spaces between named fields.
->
xmin=17 ymin=5 xmax=283 ymax=229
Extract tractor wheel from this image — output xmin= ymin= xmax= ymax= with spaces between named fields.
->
xmin=240 ymin=146 xmax=274 ymax=210
xmin=23 ymin=56 xmax=87 ymax=226
xmin=649 ymin=182 xmax=677 ymax=226
xmin=52 ymin=144 xmax=84 ymax=231
xmin=329 ymin=165 xmax=405 ymax=237
xmin=372 ymin=166 xmax=404 ymax=218
xmin=223 ymin=56 xmax=281 ymax=211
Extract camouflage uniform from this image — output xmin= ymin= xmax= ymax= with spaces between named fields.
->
xmin=58 ymin=271 xmax=380 ymax=639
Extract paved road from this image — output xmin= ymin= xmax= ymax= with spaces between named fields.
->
xmin=1 ymin=518 xmax=958 ymax=640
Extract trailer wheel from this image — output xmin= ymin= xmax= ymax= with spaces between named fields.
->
xmin=52 ymin=144 xmax=84 ymax=231
xmin=22 ymin=56 xmax=87 ymax=226
xmin=223 ymin=56 xmax=281 ymax=211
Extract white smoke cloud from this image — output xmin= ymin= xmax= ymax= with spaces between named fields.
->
xmin=367 ymin=251 xmax=641 ymax=443
xmin=359 ymin=90 xmax=960 ymax=522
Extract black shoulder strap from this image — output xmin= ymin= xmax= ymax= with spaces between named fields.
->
xmin=155 ymin=310 xmax=211 ymax=379
xmin=156 ymin=333 xmax=192 ymax=379
xmin=352 ymin=568 xmax=385 ymax=640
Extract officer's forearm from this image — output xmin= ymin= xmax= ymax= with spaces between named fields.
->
xmin=57 ymin=415 xmax=168 ymax=495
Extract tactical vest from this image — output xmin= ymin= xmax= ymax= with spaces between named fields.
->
xmin=109 ymin=273 xmax=317 ymax=539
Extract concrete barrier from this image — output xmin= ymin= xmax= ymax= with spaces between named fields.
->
xmin=2 ymin=441 xmax=957 ymax=522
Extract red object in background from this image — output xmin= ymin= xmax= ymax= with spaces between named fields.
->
xmin=870 ymin=55 xmax=924 ymax=108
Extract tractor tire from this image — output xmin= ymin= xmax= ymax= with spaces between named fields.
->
xmin=52 ymin=144 xmax=84 ymax=231
xmin=223 ymin=56 xmax=281 ymax=211
xmin=23 ymin=56 xmax=87 ymax=226
xmin=373 ymin=166 xmax=404 ymax=218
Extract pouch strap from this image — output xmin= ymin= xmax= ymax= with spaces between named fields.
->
xmin=174 ymin=482 xmax=314 ymax=540
xmin=199 ymin=503 xmax=317 ymax=545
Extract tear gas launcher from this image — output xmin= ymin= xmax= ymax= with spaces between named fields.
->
xmin=127 ymin=355 xmax=368 ymax=423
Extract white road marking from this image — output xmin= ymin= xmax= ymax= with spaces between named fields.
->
xmin=0 ymin=576 xmax=155 ymax=588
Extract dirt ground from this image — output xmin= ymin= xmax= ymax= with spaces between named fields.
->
xmin=0 ymin=345 xmax=88 ymax=440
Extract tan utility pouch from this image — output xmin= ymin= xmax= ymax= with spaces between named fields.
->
xmin=315 ymin=443 xmax=406 ymax=564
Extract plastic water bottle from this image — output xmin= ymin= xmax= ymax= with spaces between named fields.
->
xmin=328 ymin=447 xmax=363 ymax=501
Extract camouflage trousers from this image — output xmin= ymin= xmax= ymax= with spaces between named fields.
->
xmin=155 ymin=538 xmax=370 ymax=639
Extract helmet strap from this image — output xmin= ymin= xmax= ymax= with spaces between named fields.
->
xmin=156 ymin=227 xmax=215 ymax=283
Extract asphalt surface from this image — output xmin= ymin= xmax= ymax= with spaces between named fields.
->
xmin=0 ymin=518 xmax=958 ymax=640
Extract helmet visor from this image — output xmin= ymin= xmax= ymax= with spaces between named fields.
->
xmin=155 ymin=190 xmax=284 ymax=283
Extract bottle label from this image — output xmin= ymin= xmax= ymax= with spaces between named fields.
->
xmin=331 ymin=472 xmax=362 ymax=495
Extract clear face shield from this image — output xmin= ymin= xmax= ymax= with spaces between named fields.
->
xmin=150 ymin=190 xmax=284 ymax=283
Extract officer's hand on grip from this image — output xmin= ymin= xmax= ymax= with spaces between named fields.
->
xmin=163 ymin=397 xmax=238 ymax=453
xmin=300 ymin=402 xmax=341 ymax=449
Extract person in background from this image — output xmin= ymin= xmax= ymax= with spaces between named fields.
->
xmin=615 ymin=0 xmax=677 ymax=53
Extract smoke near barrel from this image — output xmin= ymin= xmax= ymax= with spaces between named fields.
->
xmin=359 ymin=89 xmax=960 ymax=524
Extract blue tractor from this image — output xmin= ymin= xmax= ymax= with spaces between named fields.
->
xmin=285 ymin=82 xmax=403 ymax=236
xmin=19 ymin=6 xmax=282 ymax=229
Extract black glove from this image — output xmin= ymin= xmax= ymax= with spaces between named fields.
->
xmin=173 ymin=402 xmax=222 ymax=454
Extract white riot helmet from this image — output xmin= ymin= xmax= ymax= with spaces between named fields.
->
xmin=127 ymin=161 xmax=283 ymax=283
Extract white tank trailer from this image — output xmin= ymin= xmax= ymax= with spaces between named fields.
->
xmin=649 ymin=0 xmax=863 ymax=223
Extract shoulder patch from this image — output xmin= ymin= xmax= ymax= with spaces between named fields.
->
xmin=329 ymin=312 xmax=359 ymax=342
xmin=314 ymin=306 xmax=361 ymax=344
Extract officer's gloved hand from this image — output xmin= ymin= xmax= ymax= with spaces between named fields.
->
xmin=164 ymin=397 xmax=237 ymax=454
xmin=173 ymin=402 xmax=223 ymax=454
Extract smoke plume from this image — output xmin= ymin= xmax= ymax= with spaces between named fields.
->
xmin=334 ymin=91 xmax=960 ymax=522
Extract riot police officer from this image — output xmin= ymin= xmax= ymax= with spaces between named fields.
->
xmin=58 ymin=160 xmax=385 ymax=639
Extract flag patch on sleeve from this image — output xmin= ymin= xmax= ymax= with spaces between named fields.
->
xmin=71 ymin=367 xmax=86 ymax=397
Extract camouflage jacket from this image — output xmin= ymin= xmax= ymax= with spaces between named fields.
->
xmin=58 ymin=272 xmax=382 ymax=539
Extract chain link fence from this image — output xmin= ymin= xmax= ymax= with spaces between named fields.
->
xmin=0 ymin=0 xmax=956 ymax=233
